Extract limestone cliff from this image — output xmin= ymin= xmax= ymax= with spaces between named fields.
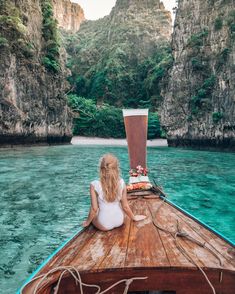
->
xmin=0 ymin=0 xmax=72 ymax=146
xmin=66 ymin=0 xmax=172 ymax=107
xmin=108 ymin=0 xmax=172 ymax=60
xmin=52 ymin=0 xmax=85 ymax=32
xmin=160 ymin=0 xmax=235 ymax=149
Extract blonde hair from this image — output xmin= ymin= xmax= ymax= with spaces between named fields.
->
xmin=99 ymin=154 xmax=121 ymax=202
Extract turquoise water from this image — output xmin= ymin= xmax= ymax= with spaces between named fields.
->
xmin=0 ymin=145 xmax=235 ymax=293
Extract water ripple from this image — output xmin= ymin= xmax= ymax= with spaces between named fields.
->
xmin=0 ymin=145 xmax=234 ymax=293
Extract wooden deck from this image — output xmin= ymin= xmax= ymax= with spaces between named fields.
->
xmin=22 ymin=194 xmax=235 ymax=294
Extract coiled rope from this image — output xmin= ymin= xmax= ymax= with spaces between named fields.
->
xmin=20 ymin=265 xmax=147 ymax=294
xmin=148 ymin=194 xmax=223 ymax=294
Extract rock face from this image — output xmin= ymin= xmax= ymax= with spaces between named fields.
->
xmin=108 ymin=0 xmax=172 ymax=59
xmin=66 ymin=0 xmax=172 ymax=106
xmin=52 ymin=0 xmax=85 ymax=32
xmin=160 ymin=0 xmax=235 ymax=150
xmin=0 ymin=0 xmax=72 ymax=146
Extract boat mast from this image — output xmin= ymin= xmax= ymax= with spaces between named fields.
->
xmin=123 ymin=109 xmax=149 ymax=183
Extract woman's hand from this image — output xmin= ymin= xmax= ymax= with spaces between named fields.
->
xmin=82 ymin=220 xmax=90 ymax=227
xmin=133 ymin=215 xmax=146 ymax=221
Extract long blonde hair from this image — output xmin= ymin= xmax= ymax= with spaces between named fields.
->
xmin=99 ymin=154 xmax=121 ymax=202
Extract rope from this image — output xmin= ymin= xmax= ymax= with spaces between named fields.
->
xmin=148 ymin=195 xmax=224 ymax=294
xmin=20 ymin=265 xmax=147 ymax=294
xmin=99 ymin=277 xmax=147 ymax=294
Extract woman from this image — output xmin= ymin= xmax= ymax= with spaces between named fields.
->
xmin=82 ymin=153 xmax=146 ymax=231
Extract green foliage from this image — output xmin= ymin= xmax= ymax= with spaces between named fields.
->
xmin=0 ymin=2 xmax=36 ymax=58
xmin=226 ymin=10 xmax=235 ymax=39
xmin=208 ymin=0 xmax=215 ymax=5
xmin=160 ymin=128 xmax=167 ymax=139
xmin=191 ymin=57 xmax=204 ymax=71
xmin=68 ymin=94 xmax=162 ymax=138
xmin=230 ymin=23 xmax=235 ymax=32
xmin=148 ymin=113 xmax=161 ymax=139
xmin=0 ymin=15 xmax=26 ymax=34
xmin=219 ymin=0 xmax=232 ymax=4
xmin=68 ymin=94 xmax=96 ymax=113
xmin=15 ymin=39 xmax=35 ymax=57
xmin=89 ymin=70 xmax=109 ymax=101
xmin=203 ymin=75 xmax=216 ymax=90
xmin=68 ymin=95 xmax=125 ymax=138
xmin=187 ymin=29 xmax=209 ymax=48
xmin=42 ymin=56 xmax=60 ymax=72
xmin=216 ymin=48 xmax=231 ymax=70
xmin=214 ymin=17 xmax=223 ymax=31
xmin=191 ymin=75 xmax=216 ymax=113
xmin=212 ymin=112 xmax=223 ymax=123
xmin=187 ymin=115 xmax=193 ymax=122
xmin=69 ymin=43 xmax=173 ymax=107
xmin=41 ymin=0 xmax=60 ymax=73
xmin=226 ymin=10 xmax=235 ymax=26
xmin=0 ymin=36 xmax=8 ymax=47
xmin=0 ymin=2 xmax=26 ymax=44
xmin=71 ymin=75 xmax=88 ymax=97
xmin=63 ymin=6 xmax=172 ymax=136
xmin=64 ymin=14 xmax=173 ymax=108
xmin=140 ymin=47 xmax=173 ymax=108
xmin=66 ymin=45 xmax=173 ymax=108
xmin=45 ymin=40 xmax=60 ymax=57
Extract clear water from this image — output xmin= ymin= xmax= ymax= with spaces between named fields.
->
xmin=0 ymin=145 xmax=234 ymax=293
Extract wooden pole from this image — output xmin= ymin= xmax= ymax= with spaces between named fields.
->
xmin=122 ymin=109 xmax=148 ymax=169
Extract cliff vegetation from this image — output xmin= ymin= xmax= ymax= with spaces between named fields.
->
xmin=0 ymin=0 xmax=72 ymax=145
xmin=160 ymin=0 xmax=235 ymax=149
xmin=64 ymin=0 xmax=172 ymax=138
xmin=1 ymin=0 xmax=233 ymax=148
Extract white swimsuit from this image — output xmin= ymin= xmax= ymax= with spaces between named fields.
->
xmin=91 ymin=179 xmax=125 ymax=230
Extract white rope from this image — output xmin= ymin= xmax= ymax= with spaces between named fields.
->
xmin=99 ymin=277 xmax=147 ymax=294
xmin=20 ymin=265 xmax=147 ymax=294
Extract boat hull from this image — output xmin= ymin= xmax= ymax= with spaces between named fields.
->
xmin=20 ymin=196 xmax=235 ymax=294
xmin=26 ymin=267 xmax=235 ymax=294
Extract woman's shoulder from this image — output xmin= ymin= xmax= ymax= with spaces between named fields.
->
xmin=90 ymin=179 xmax=100 ymax=186
xmin=90 ymin=179 xmax=100 ymax=187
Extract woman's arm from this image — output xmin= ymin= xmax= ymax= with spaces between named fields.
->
xmin=82 ymin=184 xmax=99 ymax=227
xmin=120 ymin=186 xmax=146 ymax=221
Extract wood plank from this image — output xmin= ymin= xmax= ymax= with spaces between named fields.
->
xmin=148 ymin=198 xmax=205 ymax=268
xmin=124 ymin=198 xmax=170 ymax=268
xmin=95 ymin=216 xmax=131 ymax=270
xmin=161 ymin=200 xmax=228 ymax=269
xmin=21 ymin=227 xmax=97 ymax=294
xmin=69 ymin=224 xmax=124 ymax=271
xmin=167 ymin=200 xmax=235 ymax=269
xmin=48 ymin=226 xmax=97 ymax=269
xmin=148 ymin=199 xmax=218 ymax=269
xmin=146 ymin=198 xmax=194 ymax=268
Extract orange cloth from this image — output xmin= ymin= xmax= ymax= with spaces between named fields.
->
xmin=126 ymin=182 xmax=152 ymax=192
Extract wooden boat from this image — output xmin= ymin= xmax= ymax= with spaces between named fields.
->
xmin=19 ymin=109 xmax=235 ymax=294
